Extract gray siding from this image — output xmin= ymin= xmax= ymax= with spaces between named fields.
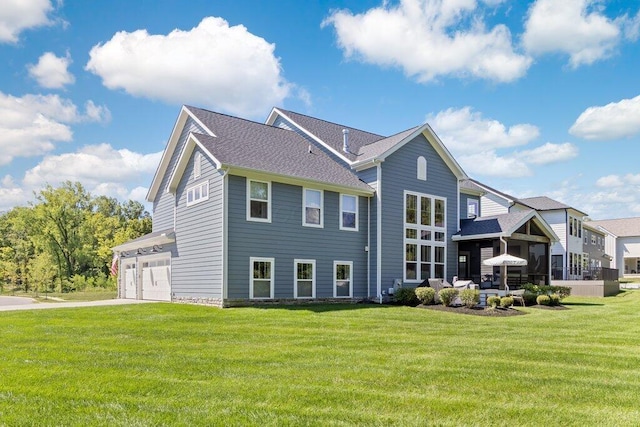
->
xmin=152 ymin=119 xmax=206 ymax=232
xmin=226 ymin=175 xmax=369 ymax=299
xmin=460 ymin=193 xmax=480 ymax=220
xmin=357 ymin=166 xmax=378 ymax=297
xmin=379 ymin=134 xmax=459 ymax=287
xmin=171 ymin=147 xmax=225 ymax=298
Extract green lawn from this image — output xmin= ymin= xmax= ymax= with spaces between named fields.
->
xmin=7 ymin=289 xmax=117 ymax=302
xmin=1 ymin=292 xmax=639 ymax=426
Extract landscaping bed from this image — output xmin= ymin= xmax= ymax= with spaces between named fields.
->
xmin=417 ymin=303 xmax=526 ymax=316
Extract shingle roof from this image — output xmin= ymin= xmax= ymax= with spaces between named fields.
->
xmin=455 ymin=210 xmax=534 ymax=238
xmin=356 ymin=127 xmax=420 ymax=160
xmin=462 ymin=179 xmax=517 ymax=201
xmin=275 ymin=108 xmax=385 ymax=162
xmin=588 ymin=217 xmax=640 ymax=237
xmin=187 ymin=106 xmax=373 ymax=193
xmin=517 ymin=196 xmax=572 ymax=211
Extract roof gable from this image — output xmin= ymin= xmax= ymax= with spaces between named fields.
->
xmin=453 ymin=210 xmax=559 ymax=242
xmin=588 ymin=217 xmax=640 ymax=237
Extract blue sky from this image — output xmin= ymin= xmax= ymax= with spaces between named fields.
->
xmin=1 ymin=0 xmax=639 ymax=220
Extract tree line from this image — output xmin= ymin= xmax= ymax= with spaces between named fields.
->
xmin=0 ymin=181 xmax=151 ymax=293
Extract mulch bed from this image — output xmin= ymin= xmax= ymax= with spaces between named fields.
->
xmin=417 ymin=303 xmax=568 ymax=316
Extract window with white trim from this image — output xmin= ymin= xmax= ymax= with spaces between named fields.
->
xmin=250 ymin=257 xmax=274 ymax=299
xmin=247 ymin=180 xmax=271 ymax=222
xmin=334 ymin=261 xmax=352 ymax=298
xmin=294 ymin=259 xmax=315 ymax=298
xmin=340 ymin=194 xmax=358 ymax=231
xmin=404 ymin=191 xmax=446 ymax=282
xmin=417 ymin=156 xmax=427 ymax=181
xmin=186 ymin=181 xmax=209 ymax=206
xmin=591 ymin=235 xmax=596 ymax=245
xmin=467 ymin=199 xmax=479 ymax=218
xmin=303 ymin=188 xmax=323 ymax=227
xmin=194 ymin=152 xmax=202 ymax=179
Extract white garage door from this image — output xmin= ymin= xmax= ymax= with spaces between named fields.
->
xmin=123 ymin=262 xmax=137 ymax=299
xmin=141 ymin=256 xmax=171 ymax=301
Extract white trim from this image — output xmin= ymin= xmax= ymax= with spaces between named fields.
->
xmin=194 ymin=152 xmax=202 ymax=179
xmin=303 ymin=188 xmax=324 ymax=228
xmin=467 ymin=199 xmax=479 ymax=218
xmin=250 ymin=257 xmax=274 ymax=299
xmin=247 ymin=179 xmax=271 ymax=223
xmin=417 ymin=156 xmax=427 ymax=181
xmin=222 ymin=170 xmax=229 ymax=300
xmin=376 ymin=164 xmax=382 ymax=298
xmin=266 ymin=108 xmax=353 ymax=165
xmin=334 ymin=260 xmax=353 ymax=298
xmin=186 ymin=180 xmax=209 ymax=207
xmin=339 ymin=194 xmax=359 ymax=231
xmin=294 ymin=259 xmax=316 ymax=299
xmin=403 ymin=190 xmax=447 ymax=283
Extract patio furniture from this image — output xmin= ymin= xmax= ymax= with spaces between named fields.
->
xmin=510 ymin=289 xmax=526 ymax=306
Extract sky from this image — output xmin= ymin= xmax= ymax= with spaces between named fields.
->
xmin=1 ymin=0 xmax=639 ymax=220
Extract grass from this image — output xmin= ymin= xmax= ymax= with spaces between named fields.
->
xmin=1 ymin=292 xmax=640 ymax=426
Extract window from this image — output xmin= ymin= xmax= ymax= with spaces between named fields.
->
xmin=591 ymin=235 xmax=596 ymax=245
xmin=294 ymin=259 xmax=315 ymax=298
xmin=250 ymin=257 xmax=274 ymax=299
xmin=194 ymin=152 xmax=202 ymax=179
xmin=569 ymin=217 xmax=574 ymax=236
xmin=303 ymin=189 xmax=323 ymax=227
xmin=467 ymin=199 xmax=479 ymax=218
xmin=247 ymin=180 xmax=271 ymax=222
xmin=334 ymin=261 xmax=352 ymax=298
xmin=340 ymin=194 xmax=358 ymax=231
xmin=404 ymin=191 xmax=446 ymax=282
xmin=186 ymin=181 xmax=209 ymax=206
xmin=417 ymin=156 xmax=427 ymax=181
xmin=578 ymin=220 xmax=582 ymax=238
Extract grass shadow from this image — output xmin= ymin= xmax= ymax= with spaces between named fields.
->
xmin=562 ymin=302 xmax=604 ymax=307
xmin=241 ymin=301 xmax=394 ymax=313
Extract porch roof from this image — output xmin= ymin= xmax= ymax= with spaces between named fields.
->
xmin=453 ymin=210 xmax=559 ymax=242
xmin=112 ymin=229 xmax=175 ymax=253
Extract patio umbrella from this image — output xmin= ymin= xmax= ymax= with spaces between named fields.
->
xmin=483 ymin=253 xmax=528 ymax=289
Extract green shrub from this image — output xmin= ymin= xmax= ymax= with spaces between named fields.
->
xmin=522 ymin=283 xmax=571 ymax=300
xmin=415 ymin=287 xmax=436 ymax=305
xmin=500 ymin=296 xmax=514 ymax=308
xmin=438 ymin=288 xmax=459 ymax=307
xmin=523 ymin=291 xmax=538 ymax=306
xmin=459 ymin=289 xmax=480 ymax=308
xmin=487 ymin=295 xmax=501 ymax=308
xmin=393 ymin=287 xmax=419 ymax=306
xmin=536 ymin=295 xmax=550 ymax=305
xmin=549 ymin=293 xmax=561 ymax=306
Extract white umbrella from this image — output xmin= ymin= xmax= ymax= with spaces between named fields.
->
xmin=483 ymin=253 xmax=528 ymax=267
xmin=483 ymin=253 xmax=528 ymax=289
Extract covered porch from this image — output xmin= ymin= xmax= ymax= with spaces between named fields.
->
xmin=453 ymin=210 xmax=559 ymax=290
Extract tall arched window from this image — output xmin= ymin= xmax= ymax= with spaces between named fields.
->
xmin=417 ymin=156 xmax=427 ymax=181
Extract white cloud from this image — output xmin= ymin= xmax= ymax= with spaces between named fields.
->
xmin=0 ymin=0 xmax=54 ymax=43
xmin=85 ymin=17 xmax=292 ymax=118
xmin=516 ymin=142 xmax=579 ymax=165
xmin=569 ymin=94 xmax=640 ymax=140
xmin=0 ymin=144 xmax=162 ymax=212
xmin=595 ymin=174 xmax=625 ymax=188
xmin=322 ymin=0 xmax=531 ymax=83
xmin=23 ymin=143 xmax=162 ymax=188
xmin=0 ymin=92 xmax=110 ymax=165
xmin=458 ymin=150 xmax=532 ymax=178
xmin=427 ymin=107 xmax=539 ymax=153
xmin=622 ymin=9 xmax=640 ymax=41
xmin=28 ymin=51 xmax=75 ymax=89
xmin=522 ymin=0 xmax=621 ymax=67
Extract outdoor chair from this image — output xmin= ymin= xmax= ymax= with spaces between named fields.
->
xmin=510 ymin=289 xmax=526 ymax=306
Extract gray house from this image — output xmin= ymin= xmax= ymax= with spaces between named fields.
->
xmin=113 ymin=106 xmax=469 ymax=306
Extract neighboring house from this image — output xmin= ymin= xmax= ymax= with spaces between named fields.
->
xmin=582 ymin=222 xmax=611 ymax=272
xmin=113 ymin=105 xmax=469 ymax=306
xmin=587 ymin=217 xmax=640 ymax=278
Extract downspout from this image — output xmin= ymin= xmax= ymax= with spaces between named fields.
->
xmin=221 ymin=167 xmax=230 ymax=302
xmin=367 ymin=196 xmax=371 ymax=300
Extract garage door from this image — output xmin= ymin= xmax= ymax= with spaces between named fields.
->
xmin=123 ymin=262 xmax=137 ymax=299
xmin=141 ymin=257 xmax=171 ymax=301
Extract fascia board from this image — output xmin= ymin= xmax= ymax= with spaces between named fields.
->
xmin=224 ymin=166 xmax=374 ymax=197
xmin=146 ymin=106 xmax=215 ymax=202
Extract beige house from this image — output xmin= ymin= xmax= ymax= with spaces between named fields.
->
xmin=588 ymin=217 xmax=640 ymax=278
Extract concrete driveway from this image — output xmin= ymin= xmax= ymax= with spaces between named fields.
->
xmin=0 ymin=296 xmax=158 ymax=312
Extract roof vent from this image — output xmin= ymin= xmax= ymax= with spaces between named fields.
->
xmin=342 ymin=129 xmax=349 ymax=153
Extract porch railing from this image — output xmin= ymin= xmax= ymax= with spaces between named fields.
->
xmin=551 ymin=267 xmax=618 ymax=281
